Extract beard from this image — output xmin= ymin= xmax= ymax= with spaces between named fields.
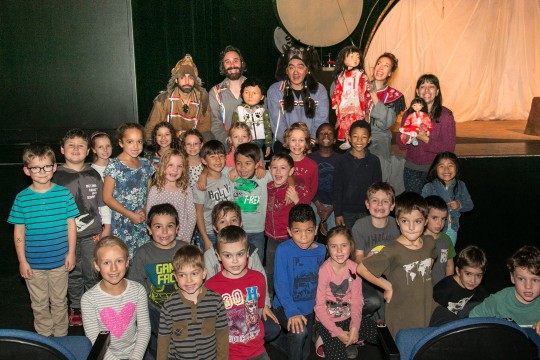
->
xmin=175 ymin=83 xmax=193 ymax=94
xmin=225 ymin=66 xmax=243 ymax=80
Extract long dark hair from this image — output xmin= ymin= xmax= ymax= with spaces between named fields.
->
xmin=427 ymin=151 xmax=461 ymax=197
xmin=405 ymin=97 xmax=428 ymax=116
xmin=415 ymin=74 xmax=443 ymax=122
xmin=333 ymin=45 xmax=364 ymax=81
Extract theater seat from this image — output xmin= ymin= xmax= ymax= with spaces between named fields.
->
xmin=377 ymin=317 xmax=539 ymax=360
xmin=0 ymin=329 xmax=110 ymax=360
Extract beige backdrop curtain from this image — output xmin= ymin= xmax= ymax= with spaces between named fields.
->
xmin=364 ymin=0 xmax=540 ymax=122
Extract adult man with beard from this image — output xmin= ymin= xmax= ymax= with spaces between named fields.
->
xmin=209 ymin=46 xmax=247 ymax=146
xmin=145 ymin=54 xmax=212 ymax=142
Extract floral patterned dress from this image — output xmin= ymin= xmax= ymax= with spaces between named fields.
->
xmin=103 ymin=157 xmax=155 ymax=258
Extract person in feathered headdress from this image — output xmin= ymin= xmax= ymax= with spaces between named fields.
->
xmin=267 ymin=44 xmax=329 ymax=152
xmin=144 ymin=54 xmax=212 ymax=142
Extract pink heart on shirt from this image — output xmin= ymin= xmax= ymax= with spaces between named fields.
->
xmin=100 ymin=302 xmax=135 ymax=338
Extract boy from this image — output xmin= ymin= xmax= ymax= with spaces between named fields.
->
xmin=352 ymin=182 xmax=400 ymax=318
xmin=470 ymin=245 xmax=540 ymax=330
xmin=206 ymin=226 xmax=270 ymax=360
xmin=272 ymin=204 xmax=326 ymax=360
xmin=434 ymin=245 xmax=488 ymax=318
xmin=333 ymin=121 xmax=382 ymax=230
xmin=157 ymin=245 xmax=228 ymax=360
xmin=129 ymin=204 xmax=186 ymax=359
xmin=357 ymin=192 xmax=455 ymax=336
xmin=265 ymin=153 xmax=308 ymax=295
xmin=308 ymin=123 xmax=341 ymax=232
xmin=193 ymin=140 xmax=232 ymax=251
xmin=204 ymin=201 xmax=280 ymax=342
xmin=424 ymin=195 xmax=456 ymax=286
xmin=8 ymin=143 xmax=79 ymax=336
xmin=53 ymin=128 xmax=111 ymax=326
xmin=230 ymin=143 xmax=272 ymax=261
xmin=232 ymin=78 xmax=272 ymax=157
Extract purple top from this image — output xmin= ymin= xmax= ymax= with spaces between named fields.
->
xmin=397 ymin=107 xmax=456 ymax=167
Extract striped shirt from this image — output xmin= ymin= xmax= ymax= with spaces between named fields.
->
xmin=8 ymin=184 xmax=79 ymax=269
xmin=157 ymin=287 xmax=229 ymax=360
xmin=81 ymin=280 xmax=151 ymax=360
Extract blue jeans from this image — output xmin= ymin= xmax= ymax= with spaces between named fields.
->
xmin=247 ymin=232 xmax=265 ymax=263
xmin=404 ymin=167 xmax=427 ymax=194
xmin=310 ymin=202 xmax=336 ymax=230
xmin=272 ymin=307 xmax=314 ymax=360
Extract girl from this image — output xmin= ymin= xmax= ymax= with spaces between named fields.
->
xmin=399 ymin=97 xmax=432 ymax=146
xmin=225 ymin=122 xmax=252 ymax=167
xmin=422 ymin=152 xmax=474 ymax=245
xmin=331 ymin=45 xmax=368 ymax=150
xmin=283 ymin=122 xmax=318 ymax=203
xmin=181 ymin=129 xmax=204 ymax=189
xmin=81 ymin=236 xmax=150 ymax=360
xmin=146 ymin=149 xmax=196 ymax=244
xmin=314 ymin=226 xmax=365 ymax=359
xmin=149 ymin=122 xmax=180 ymax=168
xmin=90 ymin=131 xmax=113 ymax=179
xmin=103 ymin=123 xmax=155 ymax=259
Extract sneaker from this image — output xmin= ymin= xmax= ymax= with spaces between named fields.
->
xmin=69 ymin=308 xmax=83 ymax=326
xmin=339 ymin=141 xmax=351 ymax=150
xmin=345 ymin=344 xmax=358 ymax=359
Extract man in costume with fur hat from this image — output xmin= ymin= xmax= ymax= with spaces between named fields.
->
xmin=209 ymin=45 xmax=247 ymax=146
xmin=267 ymin=44 xmax=329 ymax=153
xmin=144 ymin=54 xmax=212 ymax=141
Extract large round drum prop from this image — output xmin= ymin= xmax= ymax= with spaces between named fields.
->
xmin=274 ymin=0 xmax=363 ymax=47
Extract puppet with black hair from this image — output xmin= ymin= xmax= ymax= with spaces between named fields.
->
xmin=331 ymin=46 xmax=368 ymax=150
xmin=267 ymin=44 xmax=329 ymax=147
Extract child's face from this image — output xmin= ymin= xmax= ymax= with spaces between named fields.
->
xmin=165 ymin=154 xmax=184 ymax=183
xmin=373 ymin=56 xmax=393 ymax=81
xmin=270 ymin=158 xmax=294 ymax=187
xmin=455 ymin=266 xmax=484 ymax=291
xmin=228 ymin=129 xmax=251 ymax=149
xmin=327 ymin=233 xmax=351 ymax=265
xmin=344 ymin=51 xmax=360 ymax=69
xmin=397 ymin=210 xmax=427 ymax=242
xmin=287 ymin=129 xmax=307 ymax=157
xmin=412 ymin=102 xmax=423 ymax=112
xmin=510 ymin=267 xmax=540 ymax=304
xmin=94 ymin=245 xmax=128 ymax=287
xmin=366 ymin=190 xmax=395 ymax=219
xmin=202 ymin=153 xmax=226 ymax=173
xmin=316 ymin=126 xmax=335 ymax=150
xmin=156 ymin=126 xmax=172 ymax=151
xmin=147 ymin=214 xmax=179 ymax=249
xmin=348 ymin=127 xmax=371 ymax=157
xmin=288 ymin=220 xmax=317 ymax=250
xmin=23 ymin=156 xmax=57 ymax=186
xmin=436 ymin=158 xmax=457 ymax=186
xmin=213 ymin=210 xmax=242 ymax=233
xmin=217 ymin=241 xmax=248 ymax=279
xmin=242 ymin=85 xmax=264 ymax=107
xmin=426 ymin=208 xmax=448 ymax=235
xmin=92 ymin=137 xmax=112 ymax=162
xmin=119 ymin=128 xmax=144 ymax=158
xmin=183 ymin=134 xmax=202 ymax=157
xmin=174 ymin=264 xmax=207 ymax=296
xmin=235 ymin=153 xmax=256 ymax=179
xmin=61 ymin=136 xmax=90 ymax=165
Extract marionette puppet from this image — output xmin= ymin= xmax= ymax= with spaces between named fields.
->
xmin=399 ymin=97 xmax=433 ymax=146
xmin=331 ymin=45 xmax=368 ymax=150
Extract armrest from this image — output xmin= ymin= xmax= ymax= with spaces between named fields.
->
xmin=87 ymin=331 xmax=110 ymax=360
xmin=377 ymin=323 xmax=400 ymax=360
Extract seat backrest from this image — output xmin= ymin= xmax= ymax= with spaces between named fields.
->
xmin=411 ymin=318 xmax=538 ymax=360
xmin=0 ymin=329 xmax=74 ymax=360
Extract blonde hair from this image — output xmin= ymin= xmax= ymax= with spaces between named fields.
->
xmin=227 ymin=122 xmax=252 ymax=152
xmin=152 ymin=149 xmax=188 ymax=193
xmin=93 ymin=236 xmax=129 ymax=264
xmin=283 ymin=122 xmax=312 ymax=153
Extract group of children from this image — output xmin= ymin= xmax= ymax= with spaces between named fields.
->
xmin=8 ymin=111 xmax=540 ymax=360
